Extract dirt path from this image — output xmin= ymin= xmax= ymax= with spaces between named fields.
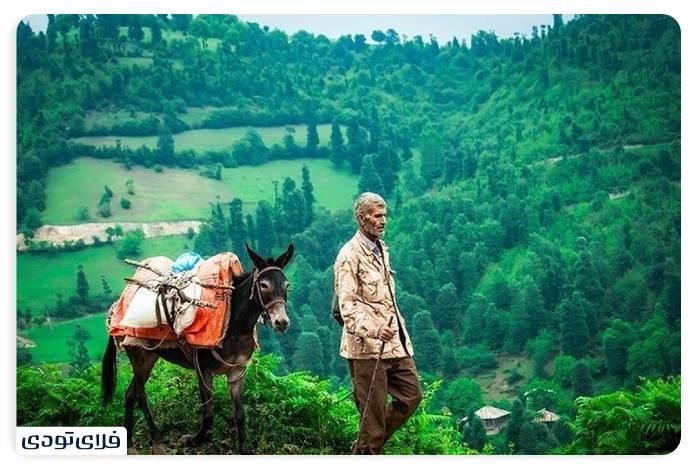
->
xmin=17 ymin=220 xmax=202 ymax=251
xmin=17 ymin=335 xmax=36 ymax=348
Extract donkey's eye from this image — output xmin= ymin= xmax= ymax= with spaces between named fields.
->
xmin=260 ymin=282 xmax=271 ymax=289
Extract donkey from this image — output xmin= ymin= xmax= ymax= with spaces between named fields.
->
xmin=101 ymin=243 xmax=294 ymax=454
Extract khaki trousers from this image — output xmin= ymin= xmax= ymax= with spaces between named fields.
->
xmin=348 ymin=357 xmax=423 ymax=455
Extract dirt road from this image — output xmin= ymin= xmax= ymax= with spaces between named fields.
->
xmin=17 ymin=220 xmax=202 ymax=251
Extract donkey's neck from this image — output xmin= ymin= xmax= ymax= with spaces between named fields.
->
xmin=226 ymin=272 xmax=262 ymax=338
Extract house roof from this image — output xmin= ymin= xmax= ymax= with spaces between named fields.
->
xmin=475 ymin=406 xmax=511 ymax=420
xmin=534 ymin=408 xmax=560 ymax=423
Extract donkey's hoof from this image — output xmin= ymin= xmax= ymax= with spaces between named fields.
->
xmin=179 ymin=434 xmax=199 ymax=447
xmin=151 ymin=443 xmax=167 ymax=455
xmin=127 ymin=446 xmax=140 ymax=455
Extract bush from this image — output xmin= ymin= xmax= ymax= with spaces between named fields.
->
xmin=117 ymin=229 xmax=145 ymax=259
xmin=557 ymin=376 xmax=680 ymax=454
xmin=120 ymin=197 xmax=132 ymax=209
xmin=16 ymin=354 xmax=472 ymax=454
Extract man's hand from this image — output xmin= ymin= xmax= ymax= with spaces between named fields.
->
xmin=377 ymin=324 xmax=396 ymax=342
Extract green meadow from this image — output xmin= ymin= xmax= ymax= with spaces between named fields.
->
xmin=17 ymin=235 xmax=192 ymax=314
xmin=23 ymin=314 xmax=109 ymax=365
xmin=44 ymin=157 xmax=235 ymax=224
xmin=43 ymin=156 xmax=358 ymax=224
xmin=73 ymin=124 xmax=333 ymax=153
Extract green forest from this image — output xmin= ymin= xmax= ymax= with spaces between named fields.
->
xmin=16 ymin=14 xmax=680 ymax=454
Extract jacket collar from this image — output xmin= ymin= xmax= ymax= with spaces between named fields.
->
xmin=353 ymin=229 xmax=389 ymax=258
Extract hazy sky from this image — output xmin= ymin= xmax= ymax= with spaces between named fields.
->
xmin=23 ymin=14 xmax=576 ymax=43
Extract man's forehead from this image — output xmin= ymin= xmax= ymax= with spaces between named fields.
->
xmin=368 ymin=205 xmax=387 ymax=215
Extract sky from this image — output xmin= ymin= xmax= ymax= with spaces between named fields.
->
xmin=22 ymin=14 xmax=576 ymax=44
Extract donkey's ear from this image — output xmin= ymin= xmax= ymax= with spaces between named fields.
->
xmin=245 ymin=242 xmax=267 ymax=269
xmin=275 ymin=243 xmax=295 ymax=269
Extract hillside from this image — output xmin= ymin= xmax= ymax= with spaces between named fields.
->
xmin=16 ymin=14 xmax=680 ymax=455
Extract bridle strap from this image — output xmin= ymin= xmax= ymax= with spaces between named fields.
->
xmin=249 ymin=266 xmax=287 ymax=324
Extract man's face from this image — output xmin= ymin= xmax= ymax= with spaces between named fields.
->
xmin=359 ymin=204 xmax=387 ymax=239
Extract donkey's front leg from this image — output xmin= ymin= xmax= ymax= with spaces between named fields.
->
xmin=228 ymin=372 xmax=252 ymax=454
xmin=180 ymin=370 xmax=215 ymax=447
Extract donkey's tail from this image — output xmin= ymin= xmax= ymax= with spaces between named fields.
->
xmin=101 ymin=336 xmax=117 ymax=406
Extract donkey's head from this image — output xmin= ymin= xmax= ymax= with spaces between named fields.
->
xmin=245 ymin=243 xmax=294 ymax=333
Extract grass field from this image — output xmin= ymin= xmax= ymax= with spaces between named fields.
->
xmin=43 ymin=157 xmax=358 ymax=224
xmin=17 ymin=235 xmax=193 ymax=314
xmin=23 ymin=314 xmax=109 ymax=365
xmin=73 ymin=124 xmax=333 ymax=153
xmin=43 ymin=157 xmax=235 ymax=224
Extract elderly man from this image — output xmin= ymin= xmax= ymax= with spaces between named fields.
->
xmin=334 ymin=192 xmax=423 ymax=455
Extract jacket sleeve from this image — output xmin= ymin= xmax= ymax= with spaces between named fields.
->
xmin=334 ymin=253 xmax=384 ymax=340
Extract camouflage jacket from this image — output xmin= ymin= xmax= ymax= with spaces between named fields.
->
xmin=334 ymin=230 xmax=414 ymax=359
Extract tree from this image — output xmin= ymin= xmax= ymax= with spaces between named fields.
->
xmin=306 ymin=121 xmax=319 ymax=156
xmin=292 ymin=332 xmax=325 ymax=376
xmin=463 ymin=293 xmax=488 ymax=343
xmin=368 ymin=106 xmax=380 ymax=152
xmin=228 ymin=198 xmax=246 ymax=255
xmin=462 ymin=410 xmax=487 ymax=451
xmin=559 ymin=292 xmax=591 ymax=358
xmin=529 ymin=329 xmax=553 ymax=378
xmin=127 ymin=15 xmax=144 ymax=42
xmin=68 ymin=325 xmax=91 ymax=376
xmin=329 ymin=118 xmax=345 ymax=167
xmin=171 ymin=14 xmax=193 ymax=32
xmin=358 ymin=154 xmax=384 ymax=195
xmin=371 ymin=30 xmax=387 ymax=44
xmin=506 ymin=398 xmax=525 ymax=451
xmin=283 ymin=126 xmax=298 ymax=157
xmin=418 ymin=124 xmax=445 ymax=185
xmin=571 ymin=237 xmax=603 ymax=306
xmin=75 ymin=264 xmax=89 ymax=303
xmin=441 ymin=377 xmax=484 ymax=417
xmin=255 ymin=200 xmax=276 ymax=255
xmin=301 ymin=165 xmax=315 ymax=226
xmin=151 ymin=18 xmax=162 ymax=44
xmin=156 ymin=126 xmax=175 ymax=165
xmin=411 ymin=310 xmax=443 ymax=374
xmin=346 ymin=118 xmax=367 ymax=174
xmin=434 ymin=283 xmax=459 ymax=331
xmin=553 ymin=354 xmax=577 ymax=387
xmin=572 ymin=361 xmax=594 ymax=399
xmin=97 ymin=200 xmax=112 ymax=218
xmin=46 ymin=14 xmax=57 ymax=52
xmin=100 ymin=275 xmax=112 ymax=297
xmin=117 ymin=229 xmax=145 ymax=259
xmin=518 ymin=421 xmax=540 ymax=454
xmin=602 ymin=319 xmax=636 ymax=380
xmin=120 ymin=197 xmax=132 ymax=209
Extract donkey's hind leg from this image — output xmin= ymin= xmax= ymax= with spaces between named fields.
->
xmin=125 ymin=347 xmax=164 ymax=454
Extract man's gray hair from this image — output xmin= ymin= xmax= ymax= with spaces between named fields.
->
xmin=354 ymin=192 xmax=386 ymax=218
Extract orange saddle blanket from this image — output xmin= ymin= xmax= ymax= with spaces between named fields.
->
xmin=108 ymin=252 xmax=244 ymax=348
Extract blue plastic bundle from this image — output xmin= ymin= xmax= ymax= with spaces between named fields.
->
xmin=171 ymin=252 xmax=204 ymax=273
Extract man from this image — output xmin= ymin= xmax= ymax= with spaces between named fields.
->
xmin=334 ymin=192 xmax=423 ymax=455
